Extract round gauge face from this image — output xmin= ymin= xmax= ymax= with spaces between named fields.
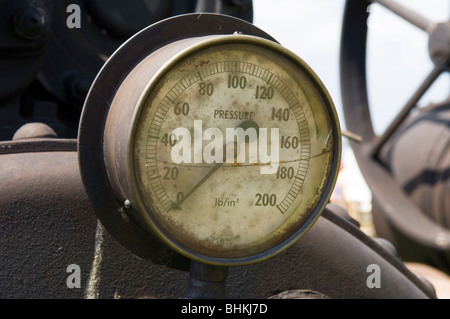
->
xmin=130 ymin=36 xmax=340 ymax=265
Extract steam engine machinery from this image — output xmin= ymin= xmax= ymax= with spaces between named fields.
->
xmin=0 ymin=0 xmax=447 ymax=299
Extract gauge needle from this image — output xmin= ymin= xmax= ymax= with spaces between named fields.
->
xmin=172 ymin=120 xmax=259 ymax=210
xmin=172 ymin=161 xmax=223 ymax=210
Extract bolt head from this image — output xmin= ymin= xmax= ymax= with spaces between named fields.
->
xmin=14 ymin=7 xmax=47 ymax=40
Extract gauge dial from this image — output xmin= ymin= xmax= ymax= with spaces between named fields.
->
xmin=121 ymin=35 xmax=341 ymax=264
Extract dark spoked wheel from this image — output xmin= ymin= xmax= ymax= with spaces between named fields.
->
xmin=340 ymin=0 xmax=450 ymax=272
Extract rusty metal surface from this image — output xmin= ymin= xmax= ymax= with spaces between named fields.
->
xmin=0 ymin=140 xmax=435 ymax=298
xmin=0 ymin=142 xmax=188 ymax=298
xmin=0 ymin=145 xmax=93 ymax=298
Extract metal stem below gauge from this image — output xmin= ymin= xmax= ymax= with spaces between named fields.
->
xmin=184 ymin=261 xmax=229 ymax=299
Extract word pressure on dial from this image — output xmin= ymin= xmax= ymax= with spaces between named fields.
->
xmin=99 ymin=34 xmax=341 ymax=266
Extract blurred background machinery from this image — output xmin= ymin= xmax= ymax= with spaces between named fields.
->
xmin=341 ymin=0 xmax=450 ymax=274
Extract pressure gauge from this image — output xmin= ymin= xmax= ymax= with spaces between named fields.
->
xmin=79 ymin=14 xmax=341 ymax=267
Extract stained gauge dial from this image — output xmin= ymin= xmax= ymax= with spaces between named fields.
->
xmin=97 ymin=34 xmax=341 ymax=266
xmin=124 ymin=35 xmax=341 ymax=264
